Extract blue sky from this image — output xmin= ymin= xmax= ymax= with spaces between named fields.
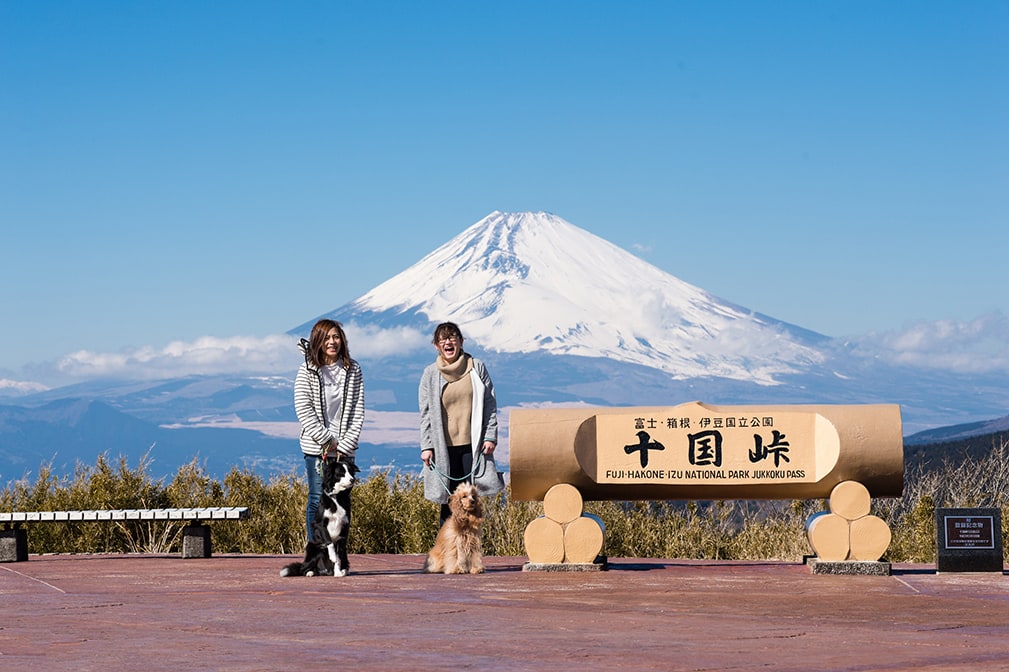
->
xmin=1 ymin=1 xmax=1007 ymax=388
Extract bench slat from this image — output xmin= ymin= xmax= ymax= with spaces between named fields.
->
xmin=1 ymin=507 xmax=249 ymax=524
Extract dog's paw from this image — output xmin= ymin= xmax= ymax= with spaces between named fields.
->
xmin=305 ymin=570 xmax=316 ymax=577
xmin=470 ymin=566 xmax=485 ymax=574
xmin=333 ymin=569 xmax=348 ymax=577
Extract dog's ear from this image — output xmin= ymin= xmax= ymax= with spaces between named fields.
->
xmin=448 ymin=489 xmax=464 ymax=516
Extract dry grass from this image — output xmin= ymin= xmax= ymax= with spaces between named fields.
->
xmin=4 ymin=438 xmax=1008 ymax=561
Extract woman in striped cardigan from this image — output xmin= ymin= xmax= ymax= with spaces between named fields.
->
xmin=294 ymin=319 xmax=365 ymax=541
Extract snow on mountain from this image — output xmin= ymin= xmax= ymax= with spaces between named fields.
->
xmin=293 ymin=210 xmax=1007 ymax=431
xmin=338 ymin=211 xmax=828 ymax=385
xmin=4 ymin=211 xmax=1008 ymax=483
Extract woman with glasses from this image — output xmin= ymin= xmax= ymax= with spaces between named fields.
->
xmin=418 ymin=321 xmax=504 ymax=527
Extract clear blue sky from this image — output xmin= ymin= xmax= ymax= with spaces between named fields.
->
xmin=2 ymin=1 xmax=1006 ymax=385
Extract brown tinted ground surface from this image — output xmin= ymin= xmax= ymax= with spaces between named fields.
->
xmin=3 ymin=553 xmax=1009 ymax=671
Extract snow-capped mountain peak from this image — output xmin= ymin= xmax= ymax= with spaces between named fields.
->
xmin=346 ymin=211 xmax=826 ymax=384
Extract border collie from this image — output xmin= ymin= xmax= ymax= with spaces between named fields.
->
xmin=280 ymin=457 xmax=359 ymax=577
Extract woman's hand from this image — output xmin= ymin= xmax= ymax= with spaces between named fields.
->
xmin=481 ymin=441 xmax=496 ymax=456
xmin=421 ymin=449 xmax=434 ymax=467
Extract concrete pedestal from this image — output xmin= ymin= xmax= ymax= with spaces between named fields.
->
xmin=809 ymin=559 xmax=892 ymax=576
xmin=523 ymin=560 xmax=607 ymax=572
xmin=1 ymin=526 xmax=29 ymax=562
xmin=182 ymin=522 xmax=212 ymax=559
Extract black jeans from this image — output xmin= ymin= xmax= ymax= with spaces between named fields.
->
xmin=439 ymin=444 xmax=473 ymax=527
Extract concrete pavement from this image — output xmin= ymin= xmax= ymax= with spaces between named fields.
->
xmin=3 ymin=553 xmax=1009 ymax=671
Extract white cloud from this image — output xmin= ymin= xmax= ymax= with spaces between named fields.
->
xmin=21 ymin=314 xmax=1009 ymax=387
xmin=0 ymin=378 xmax=50 ymax=396
xmin=846 ymin=312 xmax=1009 ymax=374
xmin=55 ymin=335 xmax=301 ymax=380
xmin=343 ymin=322 xmax=429 ymax=358
xmin=43 ymin=325 xmax=429 ymax=383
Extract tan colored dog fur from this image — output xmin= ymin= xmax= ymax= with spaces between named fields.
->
xmin=424 ymin=483 xmax=485 ymax=574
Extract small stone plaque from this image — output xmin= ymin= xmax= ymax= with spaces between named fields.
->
xmin=935 ymin=507 xmax=1004 ymax=573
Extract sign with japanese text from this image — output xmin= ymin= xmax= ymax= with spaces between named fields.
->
xmin=589 ymin=405 xmax=840 ymax=485
xmin=935 ymin=507 xmax=1003 ymax=572
xmin=943 ymin=515 xmax=995 ymax=550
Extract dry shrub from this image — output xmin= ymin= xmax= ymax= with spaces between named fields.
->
xmin=350 ymin=469 xmax=438 ymax=554
xmin=5 ymin=437 xmax=1009 ymax=561
xmin=217 ymin=466 xmax=306 ymax=555
xmin=483 ymin=489 xmax=540 ymax=556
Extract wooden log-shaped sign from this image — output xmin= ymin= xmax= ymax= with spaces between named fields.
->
xmin=848 ymin=515 xmax=892 ymax=562
xmin=562 ymin=514 xmax=605 ymax=563
xmin=509 ymin=402 xmax=904 ymax=502
xmin=806 ymin=511 xmax=851 ymax=562
xmin=543 ymin=483 xmax=583 ymax=524
xmin=829 ymin=480 xmax=872 ymax=520
xmin=524 ymin=516 xmax=564 ymax=564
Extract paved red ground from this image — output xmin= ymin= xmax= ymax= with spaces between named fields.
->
xmin=3 ymin=553 xmax=1009 ymax=671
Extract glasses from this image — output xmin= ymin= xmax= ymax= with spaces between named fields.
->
xmin=438 ymin=336 xmax=460 ymax=344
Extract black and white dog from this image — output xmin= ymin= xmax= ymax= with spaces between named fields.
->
xmin=280 ymin=456 xmax=359 ymax=577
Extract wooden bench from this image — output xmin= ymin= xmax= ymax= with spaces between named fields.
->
xmin=0 ymin=507 xmax=250 ymax=562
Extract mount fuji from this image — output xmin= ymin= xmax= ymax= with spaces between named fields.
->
xmin=297 ymin=211 xmax=1008 ymax=428
xmin=3 ymin=211 xmax=1007 ymax=482
xmin=302 ymin=211 xmax=827 ymax=385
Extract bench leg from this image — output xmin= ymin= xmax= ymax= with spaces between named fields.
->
xmin=1 ymin=526 xmax=29 ymax=562
xmin=182 ymin=522 xmax=212 ymax=559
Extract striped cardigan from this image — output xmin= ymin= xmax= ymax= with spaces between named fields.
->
xmin=294 ymin=342 xmax=365 ymax=460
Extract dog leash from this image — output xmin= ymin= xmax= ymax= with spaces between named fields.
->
xmin=427 ymin=447 xmax=487 ymax=496
xmin=315 ymin=442 xmax=345 ymax=475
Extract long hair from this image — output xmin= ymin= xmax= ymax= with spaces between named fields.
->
xmin=307 ymin=319 xmax=352 ymax=369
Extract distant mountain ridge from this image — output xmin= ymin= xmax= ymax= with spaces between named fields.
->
xmin=905 ymin=413 xmax=1009 ymax=445
xmin=0 ymin=397 xmax=292 ymax=479
xmin=0 ymin=392 xmax=419 ymax=481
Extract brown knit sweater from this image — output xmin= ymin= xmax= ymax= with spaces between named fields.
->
xmin=438 ymin=353 xmax=473 ymax=446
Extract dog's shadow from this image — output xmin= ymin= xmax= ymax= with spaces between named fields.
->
xmin=350 ymin=563 xmax=524 ymax=576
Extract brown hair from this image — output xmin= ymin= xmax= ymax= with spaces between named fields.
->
xmin=432 ymin=321 xmax=464 ymax=345
xmin=308 ymin=319 xmax=352 ymax=369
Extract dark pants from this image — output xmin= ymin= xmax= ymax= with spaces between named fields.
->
xmin=439 ymin=444 xmax=473 ymax=527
